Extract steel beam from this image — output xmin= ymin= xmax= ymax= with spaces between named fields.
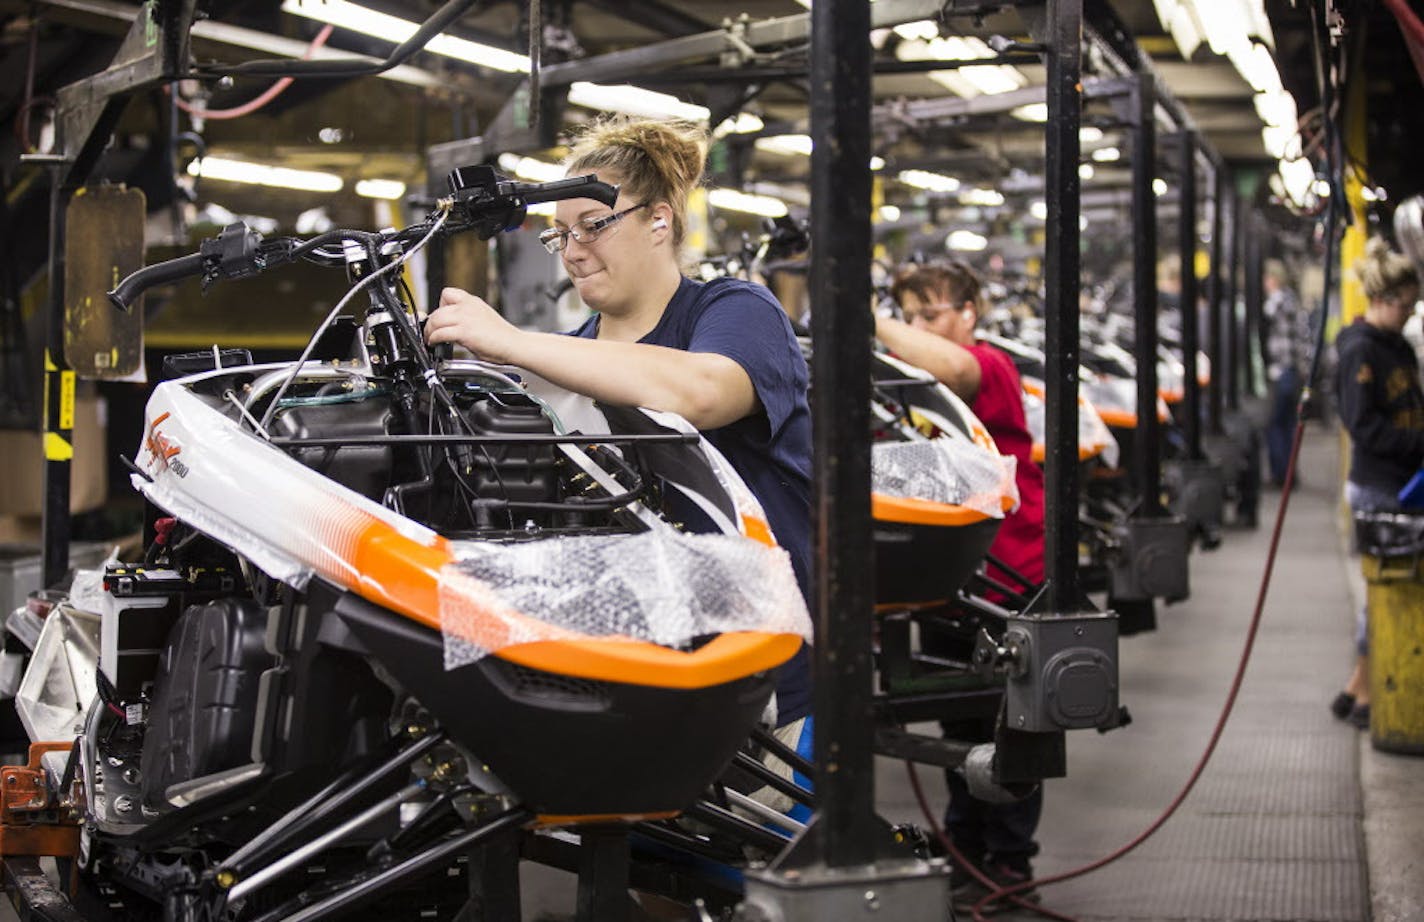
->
xmin=1206 ymin=163 xmax=1224 ymax=434
xmin=1041 ymin=0 xmax=1085 ymax=612
xmin=1129 ymin=74 xmax=1163 ymax=515
xmin=1225 ymin=188 xmax=1240 ymax=410
xmin=1178 ymin=132 xmax=1203 ymax=460
xmin=797 ymin=0 xmax=879 ymax=868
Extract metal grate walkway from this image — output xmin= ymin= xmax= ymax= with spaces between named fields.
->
xmin=878 ymin=427 xmax=1372 ymax=921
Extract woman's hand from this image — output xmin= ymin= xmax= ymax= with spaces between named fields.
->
xmin=425 ymin=287 xmax=524 ymax=364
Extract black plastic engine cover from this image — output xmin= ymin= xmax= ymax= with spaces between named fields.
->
xmin=141 ymin=598 xmax=273 ymax=809
xmin=275 ymin=397 xmax=393 ymax=500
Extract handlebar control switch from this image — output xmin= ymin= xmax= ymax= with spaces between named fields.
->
xmin=199 ymin=223 xmax=265 ymax=290
xmin=1003 ymin=611 xmax=1120 ymax=732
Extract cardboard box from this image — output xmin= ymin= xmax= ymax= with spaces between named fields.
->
xmin=0 ymin=393 xmax=108 ymax=517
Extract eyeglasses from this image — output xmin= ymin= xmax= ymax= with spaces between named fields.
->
xmin=539 ymin=203 xmax=648 ymax=254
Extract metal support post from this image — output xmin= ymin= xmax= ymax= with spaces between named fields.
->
xmin=1225 ymin=189 xmax=1240 ymax=411
xmin=1206 ymin=163 xmax=1224 ymax=434
xmin=740 ymin=0 xmax=947 ymax=913
xmin=1041 ymin=0 xmax=1084 ymax=613
xmin=1129 ymin=74 xmax=1162 ymax=517
xmin=40 ymin=170 xmax=73 ymax=590
xmin=1178 ymin=132 xmax=1203 ymax=460
xmin=1243 ymin=210 xmax=1262 ymax=398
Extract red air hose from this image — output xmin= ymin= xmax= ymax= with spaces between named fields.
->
xmin=172 ymin=25 xmax=334 ymax=120
xmin=907 ymin=417 xmax=1310 ymax=922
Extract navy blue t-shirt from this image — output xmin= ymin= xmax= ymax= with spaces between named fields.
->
xmin=572 ymin=276 xmax=813 ymax=724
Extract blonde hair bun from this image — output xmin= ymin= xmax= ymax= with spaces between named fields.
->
xmin=565 ymin=116 xmax=708 ymax=247
xmin=1354 ymin=236 xmax=1419 ymax=302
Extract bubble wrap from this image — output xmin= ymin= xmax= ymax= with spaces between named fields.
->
xmin=438 ymin=530 xmax=811 ymax=669
xmin=871 ymin=439 xmax=1017 ymax=518
xmin=1022 ymin=390 xmax=1121 ymax=468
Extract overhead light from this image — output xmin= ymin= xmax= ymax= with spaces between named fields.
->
xmin=946 ymin=230 xmax=988 ymax=251
xmin=1154 ymin=178 xmax=1169 ymax=196
xmin=1079 ymin=163 xmax=1095 ymax=180
xmin=960 ymin=188 xmax=1004 ymax=206
xmin=1152 ymin=0 xmax=1179 ymax=30
xmin=1261 ymin=124 xmax=1296 ymax=159
xmin=526 ymin=201 xmax=556 ymax=217
xmin=748 ymin=181 xmax=810 ymax=207
xmin=1231 ymin=42 xmax=1283 ymax=94
xmin=1279 ymin=158 xmax=1314 ymax=206
xmin=897 ymin=35 xmax=1026 ymax=97
xmin=898 ymin=169 xmax=960 ymax=193
xmin=1362 ymin=186 xmax=1385 ymax=203
xmin=317 ymin=127 xmax=344 ymax=144
xmin=1030 ymin=200 xmax=1048 ymax=220
xmin=355 ymin=178 xmax=406 ymax=200
xmin=755 ymin=134 xmax=813 ymax=157
xmin=714 ymin=113 xmax=764 ymax=136
xmin=281 ymin=0 xmax=528 ymax=72
xmin=1167 ymin=3 xmax=1204 ymax=60
xmin=893 ymin=20 xmax=940 ymax=41
xmin=1092 ymin=146 xmax=1121 ymax=162
xmin=568 ymin=82 xmax=709 ymax=121
xmin=187 ymin=156 xmax=342 ymax=192
xmin=1196 ymin=0 xmax=1251 ymax=57
xmin=707 ymin=188 xmax=789 ymax=218
xmin=497 ymin=153 xmax=565 ymax=182
xmin=1080 ymin=127 xmax=1104 ymax=143
xmin=1312 ymin=178 xmax=1332 ymax=196
xmin=870 ymin=156 xmax=886 ymax=171
xmin=1253 ymin=90 xmax=1297 ymax=128
xmin=878 ymin=204 xmax=902 ymax=222
xmin=1012 ymin=103 xmax=1048 ymax=122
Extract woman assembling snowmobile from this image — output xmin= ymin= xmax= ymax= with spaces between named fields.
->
xmin=425 ymin=116 xmax=814 ymax=743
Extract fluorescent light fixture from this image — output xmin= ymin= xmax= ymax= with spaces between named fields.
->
xmin=1152 ymin=0 xmax=1178 ymax=29
xmin=1030 ymin=200 xmax=1048 ymax=220
xmin=355 ymin=178 xmax=406 ymax=200
xmin=1079 ymin=163 xmax=1095 ymax=180
xmin=497 ymin=153 xmax=565 ymax=182
xmin=961 ymin=188 xmax=1005 ymax=206
xmin=187 ymin=156 xmax=342 ymax=192
xmin=1261 ymin=124 xmax=1296 ymax=159
xmin=707 ymin=188 xmax=789 ymax=218
xmin=1253 ymin=90 xmax=1297 ymax=128
xmin=897 ymin=35 xmax=1026 ymax=97
xmin=748 ymin=181 xmax=810 ymax=208
xmin=755 ymin=134 xmax=814 ymax=157
xmin=1154 ymin=178 xmax=1169 ymax=196
xmin=878 ymin=204 xmax=902 ymax=222
xmin=714 ymin=113 xmax=764 ymax=136
xmin=1190 ymin=0 xmax=1251 ymax=56
xmin=1312 ymin=178 xmax=1332 ymax=196
xmin=893 ymin=20 xmax=940 ymax=41
xmin=568 ymin=82 xmax=709 ymax=121
xmin=281 ymin=0 xmax=528 ymax=72
xmin=898 ymin=170 xmax=961 ymax=193
xmin=1168 ymin=3 xmax=1204 ymax=60
xmin=526 ymin=201 xmax=556 ymax=216
xmin=1231 ymin=42 xmax=1283 ymax=94
xmin=1012 ymin=103 xmax=1048 ymax=122
xmin=1279 ymin=157 xmax=1314 ymax=205
xmin=870 ymin=156 xmax=886 ymax=171
xmin=946 ymin=230 xmax=988 ymax=251
xmin=1080 ymin=127 xmax=1105 ymax=143
xmin=1091 ymin=146 xmax=1121 ymax=162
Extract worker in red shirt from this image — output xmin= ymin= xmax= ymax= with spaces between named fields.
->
xmin=876 ymin=259 xmax=1046 ymax=910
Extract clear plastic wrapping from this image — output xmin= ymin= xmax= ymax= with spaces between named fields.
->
xmin=438 ymin=529 xmax=812 ymax=669
xmin=871 ymin=438 xmax=1017 ymax=518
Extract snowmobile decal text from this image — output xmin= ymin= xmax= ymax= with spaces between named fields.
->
xmin=145 ymin=411 xmax=190 ymax=478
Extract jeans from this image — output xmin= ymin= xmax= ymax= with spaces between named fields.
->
xmin=1266 ymin=366 xmax=1301 ymax=485
xmin=1347 ymin=480 xmax=1401 ymax=656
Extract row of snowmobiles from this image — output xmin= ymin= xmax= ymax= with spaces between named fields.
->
xmin=1 ymin=166 xmax=1193 ymax=921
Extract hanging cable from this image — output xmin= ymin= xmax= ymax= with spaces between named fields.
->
xmin=170 ymin=25 xmax=334 ymax=120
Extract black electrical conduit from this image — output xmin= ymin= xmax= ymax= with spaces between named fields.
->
xmin=908 ymin=42 xmax=1345 ymax=922
xmin=203 ymin=0 xmax=478 ymax=79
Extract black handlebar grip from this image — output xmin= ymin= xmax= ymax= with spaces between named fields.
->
xmin=517 ymin=175 xmax=619 ymax=208
xmin=107 ymin=252 xmax=206 ymax=313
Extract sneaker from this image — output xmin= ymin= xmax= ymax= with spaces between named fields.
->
xmin=1330 ymin=692 xmax=1356 ymax=720
xmin=1347 ymin=702 xmax=1370 ymax=730
xmin=951 ymin=862 xmax=1039 ymax=916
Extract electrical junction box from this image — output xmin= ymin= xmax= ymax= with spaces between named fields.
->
xmin=1109 ymin=515 xmax=1190 ymax=603
xmin=1004 ymin=611 xmax=1119 ymax=733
